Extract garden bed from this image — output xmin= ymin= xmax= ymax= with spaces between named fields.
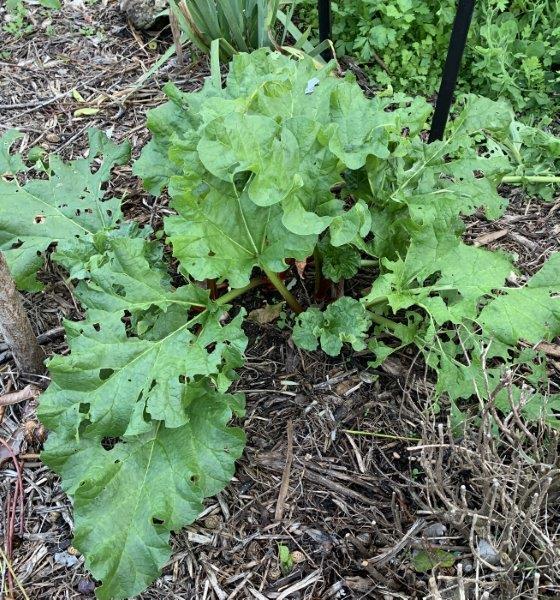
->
xmin=1 ymin=1 xmax=559 ymax=599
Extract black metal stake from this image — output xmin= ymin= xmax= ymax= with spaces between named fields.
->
xmin=317 ymin=0 xmax=333 ymax=61
xmin=428 ymin=0 xmax=475 ymax=142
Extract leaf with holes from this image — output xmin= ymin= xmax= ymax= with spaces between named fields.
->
xmin=479 ymin=253 xmax=560 ymax=345
xmin=39 ymin=303 xmax=247 ymax=435
xmin=41 ymin=379 xmax=245 ymax=600
xmin=0 ymin=129 xmax=130 ymax=290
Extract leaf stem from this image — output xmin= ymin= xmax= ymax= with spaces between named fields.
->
xmin=368 ymin=310 xmax=399 ymax=332
xmin=261 ymin=266 xmax=304 ymax=314
xmin=502 ymin=175 xmax=560 ymax=184
xmin=364 ymin=295 xmax=388 ymax=308
xmin=216 ymin=276 xmax=267 ymax=306
xmin=360 ymin=259 xmax=377 ymax=267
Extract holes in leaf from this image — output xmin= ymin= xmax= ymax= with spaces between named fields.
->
xmin=189 ymin=474 xmax=199 ymax=484
xmin=34 ymin=214 xmax=46 ymax=224
xmin=75 ymin=209 xmax=81 ymax=216
xmin=152 ymin=517 xmax=164 ymax=525
xmin=179 ymin=375 xmax=186 ymax=384
xmin=106 ymin=209 xmax=113 ymax=217
xmin=111 ymin=283 xmax=126 ymax=297
xmin=101 ymin=437 xmax=120 ymax=450
xmin=99 ymin=368 xmax=114 ymax=381
xmin=85 ymin=208 xmax=93 ymax=214
xmin=78 ymin=418 xmax=92 ymax=435
xmin=93 ymin=323 xmax=101 ymax=332
xmin=114 ymin=459 xmax=121 ymax=465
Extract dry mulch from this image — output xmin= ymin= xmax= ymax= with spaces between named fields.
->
xmin=1 ymin=1 xmax=560 ymax=599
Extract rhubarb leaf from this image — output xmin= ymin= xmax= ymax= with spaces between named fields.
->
xmin=0 ymin=129 xmax=130 ymax=290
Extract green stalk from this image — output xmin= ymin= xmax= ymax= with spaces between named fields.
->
xmin=368 ymin=310 xmax=399 ymax=332
xmin=364 ymin=295 xmax=388 ymax=308
xmin=261 ymin=266 xmax=304 ymax=314
xmin=216 ymin=276 xmax=267 ymax=305
xmin=360 ymin=259 xmax=377 ymax=267
xmin=502 ymin=175 xmax=560 ymax=184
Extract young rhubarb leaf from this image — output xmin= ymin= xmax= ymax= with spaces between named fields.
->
xmin=320 ymin=240 xmax=361 ymax=282
xmin=293 ymin=297 xmax=371 ymax=356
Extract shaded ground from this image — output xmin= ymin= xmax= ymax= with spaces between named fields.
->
xmin=1 ymin=1 xmax=560 ymax=599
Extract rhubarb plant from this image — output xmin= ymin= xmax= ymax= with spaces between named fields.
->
xmin=1 ymin=131 xmax=249 ymax=599
xmin=1 ymin=49 xmax=559 ymax=599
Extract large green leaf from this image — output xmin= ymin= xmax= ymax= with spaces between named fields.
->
xmin=42 ymin=381 xmax=245 ymax=600
xmin=75 ymin=236 xmax=210 ymax=314
xmin=135 ymin=51 xmax=394 ymax=261
xmin=479 ymin=253 xmax=560 ymax=345
xmin=0 ymin=129 xmax=130 ymax=290
xmin=39 ymin=305 xmax=246 ymax=435
xmin=165 ymin=177 xmax=317 ymax=287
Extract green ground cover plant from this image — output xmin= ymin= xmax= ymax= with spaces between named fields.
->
xmin=296 ymin=0 xmax=560 ymax=116
xmin=1 ymin=49 xmax=559 ymax=599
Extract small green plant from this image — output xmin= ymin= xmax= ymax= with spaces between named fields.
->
xmin=296 ymin=0 xmax=560 ymax=116
xmin=278 ymin=544 xmax=294 ymax=574
xmin=4 ymin=0 xmax=60 ymax=37
xmin=3 ymin=2 xmax=34 ymax=38
xmin=1 ymin=50 xmax=558 ymax=600
xmin=79 ymin=25 xmax=98 ymax=37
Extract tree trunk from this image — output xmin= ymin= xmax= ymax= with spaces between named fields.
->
xmin=0 ymin=252 xmax=45 ymax=376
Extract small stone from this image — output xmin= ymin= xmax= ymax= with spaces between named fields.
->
xmin=268 ymin=566 xmax=281 ymax=580
xmin=291 ymin=550 xmax=305 ymax=564
xmin=77 ymin=578 xmax=96 ymax=594
xmin=67 ymin=546 xmax=80 ymax=556
xmin=54 ymin=550 xmax=79 ymax=567
xmin=477 ymin=539 xmax=501 ymax=565
xmin=45 ymin=133 xmax=60 ymax=143
xmin=423 ymin=522 xmax=447 ymax=539
xmin=119 ymin=0 xmax=168 ymax=30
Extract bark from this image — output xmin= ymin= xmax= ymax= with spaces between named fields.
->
xmin=0 ymin=253 xmax=45 ymax=376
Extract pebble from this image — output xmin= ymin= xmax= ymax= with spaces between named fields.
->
xmin=54 ymin=550 xmax=79 ymax=567
xmin=423 ymin=522 xmax=447 ymax=539
xmin=77 ymin=578 xmax=96 ymax=594
xmin=477 ymin=539 xmax=501 ymax=565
